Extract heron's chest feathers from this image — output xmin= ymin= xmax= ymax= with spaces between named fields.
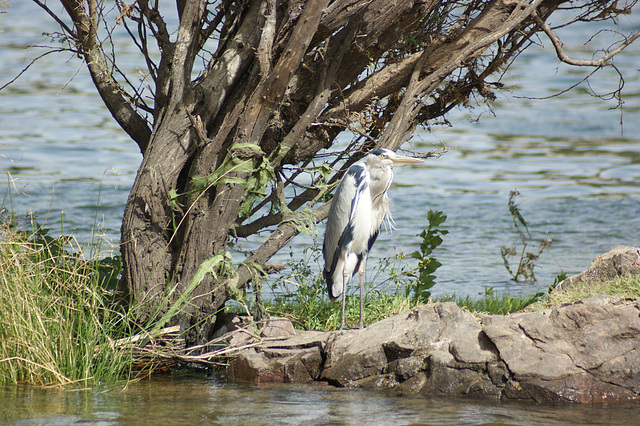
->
xmin=369 ymin=164 xmax=393 ymax=227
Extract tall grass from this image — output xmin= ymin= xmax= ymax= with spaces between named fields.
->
xmin=0 ymin=214 xmax=134 ymax=386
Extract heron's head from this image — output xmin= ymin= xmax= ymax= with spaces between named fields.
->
xmin=366 ymin=148 xmax=423 ymax=168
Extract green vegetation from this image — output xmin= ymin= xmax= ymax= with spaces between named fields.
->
xmin=266 ymin=253 xmax=546 ymax=329
xmin=0 ymin=214 xmax=134 ymax=386
xmin=2 ymin=198 xmax=637 ymax=385
xmin=266 ymin=210 xmax=448 ymax=329
xmin=501 ymin=190 xmax=556 ymax=281
xmin=407 ymin=210 xmax=448 ymax=303
xmin=528 ymin=274 xmax=640 ymax=311
xmin=266 ymin=210 xmax=546 ymax=329
xmin=452 ymin=286 xmax=544 ymax=315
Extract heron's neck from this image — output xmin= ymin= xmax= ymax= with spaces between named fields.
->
xmin=370 ymin=165 xmax=393 ymax=225
xmin=370 ymin=165 xmax=393 ymax=200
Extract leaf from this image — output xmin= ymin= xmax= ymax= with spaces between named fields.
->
xmin=150 ymin=251 xmax=234 ymax=334
xmin=410 ymin=210 xmax=447 ymax=304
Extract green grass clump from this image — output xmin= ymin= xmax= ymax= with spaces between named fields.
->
xmin=448 ymin=289 xmax=543 ymax=315
xmin=527 ymin=274 xmax=640 ymax=311
xmin=267 ymin=287 xmax=423 ymax=331
xmin=0 ymin=215 xmax=133 ymax=386
xmin=266 ymin=280 xmax=544 ymax=330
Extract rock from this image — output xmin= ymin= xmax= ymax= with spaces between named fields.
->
xmin=226 ymin=247 xmax=640 ymax=403
xmin=555 ymin=246 xmax=640 ymax=291
xmin=228 ymin=297 xmax=640 ymax=403
xmin=261 ymin=315 xmax=296 ymax=339
xmin=482 ymin=295 xmax=640 ymax=402
xmin=227 ymin=331 xmax=328 ymax=384
xmin=213 ymin=314 xmax=297 ymax=348
xmin=320 ymin=302 xmax=498 ymax=397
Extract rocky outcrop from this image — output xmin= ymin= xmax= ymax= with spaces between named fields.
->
xmin=555 ymin=245 xmax=640 ymax=291
xmin=227 ymin=247 xmax=640 ymax=403
xmin=228 ymin=297 xmax=640 ymax=402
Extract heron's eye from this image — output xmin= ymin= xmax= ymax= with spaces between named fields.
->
xmin=380 ymin=154 xmax=388 ymax=159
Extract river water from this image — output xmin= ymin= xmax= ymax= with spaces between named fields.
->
xmin=3 ymin=374 xmax=640 ymax=425
xmin=2 ymin=1 xmax=640 ymax=423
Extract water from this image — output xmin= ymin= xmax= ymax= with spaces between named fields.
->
xmin=3 ymin=374 xmax=640 ymax=425
xmin=1 ymin=1 xmax=640 ymax=421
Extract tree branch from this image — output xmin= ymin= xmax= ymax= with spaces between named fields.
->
xmin=32 ymin=0 xmax=77 ymax=39
xmin=379 ymin=0 xmax=549 ymax=149
xmin=196 ymin=1 xmax=264 ymax=124
xmin=168 ymin=0 xmax=207 ymax=106
xmin=0 ymin=48 xmax=68 ymax=92
xmin=270 ymin=10 xmax=361 ymax=166
xmin=533 ymin=13 xmax=640 ymax=67
xmin=56 ymin=0 xmax=152 ymax=152
xmin=244 ymin=0 xmax=331 ymax=147
xmin=233 ymin=203 xmax=332 ymax=292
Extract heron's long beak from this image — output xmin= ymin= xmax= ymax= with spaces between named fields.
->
xmin=391 ymin=155 xmax=423 ymax=164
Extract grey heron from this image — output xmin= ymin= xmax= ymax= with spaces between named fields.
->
xmin=322 ymin=148 xmax=423 ymax=329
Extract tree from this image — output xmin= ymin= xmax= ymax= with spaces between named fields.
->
xmin=27 ymin=0 xmax=638 ymax=345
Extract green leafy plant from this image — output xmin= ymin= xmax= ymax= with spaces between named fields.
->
xmin=501 ymin=190 xmax=554 ymax=281
xmin=408 ymin=210 xmax=448 ymax=303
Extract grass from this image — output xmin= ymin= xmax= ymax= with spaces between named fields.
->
xmin=527 ymin=274 xmax=640 ymax=311
xmin=447 ymin=287 xmax=545 ymax=315
xmin=266 ymin=287 xmax=424 ymax=331
xmin=267 ymin=271 xmax=640 ymax=330
xmin=266 ymin=283 xmax=548 ymax=330
xmin=0 ymin=214 xmax=135 ymax=386
xmin=263 ymin=242 xmax=550 ymax=330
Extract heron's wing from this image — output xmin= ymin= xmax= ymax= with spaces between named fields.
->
xmin=323 ymin=163 xmax=369 ymax=299
xmin=323 ymin=163 xmax=368 ymax=264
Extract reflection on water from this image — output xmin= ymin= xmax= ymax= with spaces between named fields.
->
xmin=3 ymin=374 xmax=640 ymax=425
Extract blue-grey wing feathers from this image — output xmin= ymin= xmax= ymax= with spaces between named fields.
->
xmin=323 ymin=162 xmax=374 ymax=301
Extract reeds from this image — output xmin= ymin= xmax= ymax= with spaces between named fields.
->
xmin=0 ymin=215 xmax=133 ymax=386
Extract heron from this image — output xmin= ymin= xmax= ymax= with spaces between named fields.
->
xmin=322 ymin=148 xmax=423 ymax=329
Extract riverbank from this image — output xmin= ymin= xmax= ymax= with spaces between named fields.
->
xmin=227 ymin=247 xmax=640 ymax=403
xmin=2 ymin=210 xmax=639 ymax=403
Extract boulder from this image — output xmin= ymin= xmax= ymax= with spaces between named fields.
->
xmin=227 ymin=331 xmax=327 ymax=384
xmin=261 ymin=315 xmax=297 ymax=339
xmin=482 ymin=295 xmax=640 ymax=402
xmin=555 ymin=246 xmax=640 ymax=291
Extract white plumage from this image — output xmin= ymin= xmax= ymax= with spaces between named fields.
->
xmin=322 ymin=148 xmax=423 ymax=329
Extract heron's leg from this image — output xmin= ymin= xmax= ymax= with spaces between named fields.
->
xmin=358 ymin=260 xmax=365 ymax=329
xmin=340 ymin=266 xmax=348 ymax=330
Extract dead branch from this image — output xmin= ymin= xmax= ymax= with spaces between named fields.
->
xmin=533 ymin=13 xmax=640 ymax=67
xmin=107 ymin=318 xmax=297 ymax=371
xmin=0 ymin=48 xmax=68 ymax=91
